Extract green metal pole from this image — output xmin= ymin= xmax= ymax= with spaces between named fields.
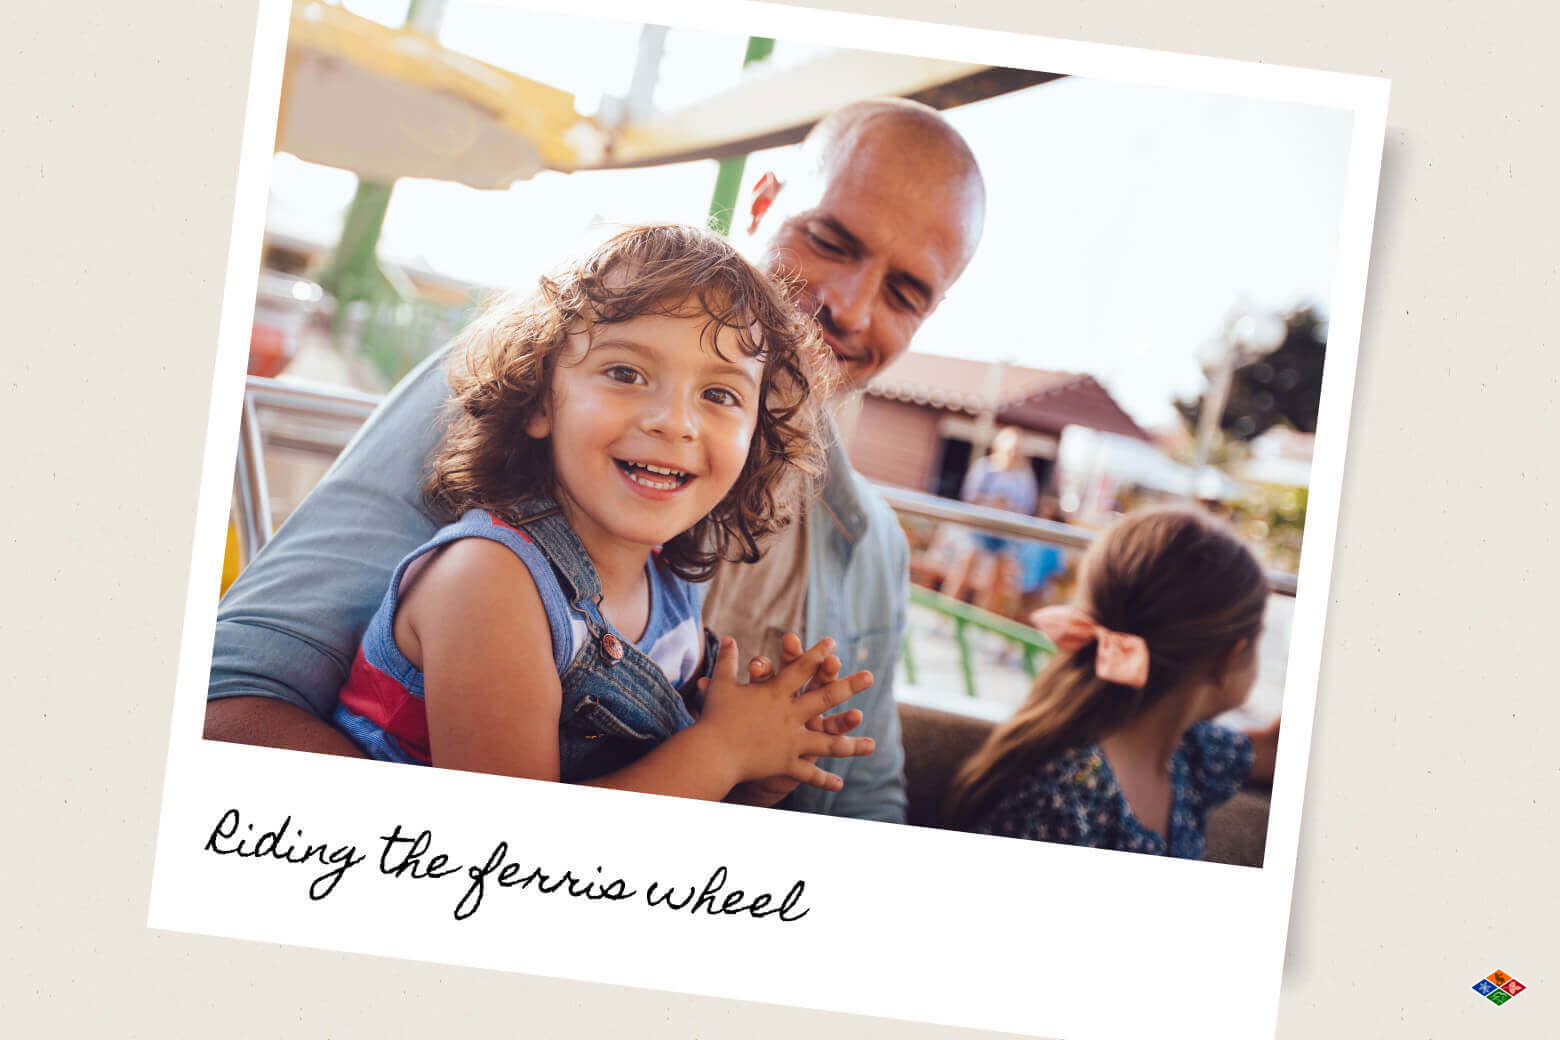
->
xmin=953 ymin=618 xmax=977 ymax=699
xmin=316 ymin=0 xmax=448 ymax=340
xmin=906 ymin=584 xmax=1057 ymax=700
xmin=316 ymin=180 xmax=398 ymax=340
xmin=707 ymin=36 xmax=774 ymax=235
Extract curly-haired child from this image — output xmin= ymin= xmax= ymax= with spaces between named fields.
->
xmin=332 ymin=224 xmax=877 ymax=800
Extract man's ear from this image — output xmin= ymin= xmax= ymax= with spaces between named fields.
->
xmin=747 ymin=171 xmax=783 ymax=235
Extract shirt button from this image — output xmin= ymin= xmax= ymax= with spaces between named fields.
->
xmin=601 ymin=632 xmax=624 ymax=661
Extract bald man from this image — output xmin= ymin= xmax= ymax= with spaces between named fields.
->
xmin=208 ymin=99 xmax=986 ymax=825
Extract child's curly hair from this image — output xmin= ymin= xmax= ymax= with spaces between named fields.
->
xmin=425 ymin=223 xmax=832 ymax=582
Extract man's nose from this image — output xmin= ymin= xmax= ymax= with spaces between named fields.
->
xmin=642 ymin=388 xmax=698 ymax=440
xmin=816 ymin=266 xmax=874 ymax=335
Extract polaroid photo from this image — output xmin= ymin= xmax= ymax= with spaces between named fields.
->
xmin=148 ymin=1 xmax=1388 ymax=1036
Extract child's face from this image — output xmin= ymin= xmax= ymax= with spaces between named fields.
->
xmin=528 ymin=311 xmax=764 ymax=556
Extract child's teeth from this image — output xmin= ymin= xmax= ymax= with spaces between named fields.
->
xmin=626 ymin=465 xmax=681 ymax=490
xmin=617 ymin=460 xmax=691 ymax=490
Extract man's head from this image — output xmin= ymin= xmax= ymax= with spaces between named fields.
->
xmin=744 ymin=98 xmax=986 ymax=391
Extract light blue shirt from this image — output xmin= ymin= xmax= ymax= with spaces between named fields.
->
xmin=210 ymin=348 xmax=908 ymax=824
xmin=960 ymin=456 xmax=1039 ymax=516
xmin=785 ymin=430 xmax=909 ymax=824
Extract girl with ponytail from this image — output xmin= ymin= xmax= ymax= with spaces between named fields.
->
xmin=942 ymin=507 xmax=1280 ymax=859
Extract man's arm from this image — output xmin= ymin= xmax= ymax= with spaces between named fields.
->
xmin=205 ymin=350 xmax=452 ymax=748
xmin=205 ymin=697 xmax=365 ymax=756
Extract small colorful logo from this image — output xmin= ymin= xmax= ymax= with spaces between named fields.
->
xmin=1472 ymin=969 xmax=1526 ymax=1005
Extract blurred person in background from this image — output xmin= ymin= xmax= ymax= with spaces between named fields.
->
xmin=941 ymin=426 xmax=1039 ymax=614
xmin=1016 ymin=495 xmax=1072 ymax=617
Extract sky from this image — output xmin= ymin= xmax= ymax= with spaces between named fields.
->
xmin=267 ymin=0 xmax=1355 ymax=428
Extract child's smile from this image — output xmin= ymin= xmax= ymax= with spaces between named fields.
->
xmin=528 ymin=310 xmax=763 ymax=560
xmin=614 ymin=458 xmax=696 ymax=495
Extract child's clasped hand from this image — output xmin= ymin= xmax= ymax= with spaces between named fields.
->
xmin=695 ymin=634 xmax=876 ymax=797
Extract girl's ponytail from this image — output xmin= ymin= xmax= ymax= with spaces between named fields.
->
xmin=941 ymin=507 xmax=1267 ymax=828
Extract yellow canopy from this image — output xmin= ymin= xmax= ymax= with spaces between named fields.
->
xmin=278 ymin=0 xmax=592 ymax=188
xmin=276 ymin=1 xmax=1055 ymax=185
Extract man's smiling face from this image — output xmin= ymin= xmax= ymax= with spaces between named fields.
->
xmin=757 ymin=110 xmax=984 ymax=392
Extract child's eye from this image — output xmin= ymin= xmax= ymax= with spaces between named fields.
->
xmin=702 ymin=386 xmax=741 ymax=407
xmin=604 ymin=364 xmax=645 ymax=385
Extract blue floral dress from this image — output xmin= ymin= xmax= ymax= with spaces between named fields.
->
xmin=971 ymin=722 xmax=1253 ymax=859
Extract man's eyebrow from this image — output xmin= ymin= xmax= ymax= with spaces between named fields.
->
xmin=815 ymin=216 xmax=864 ymax=253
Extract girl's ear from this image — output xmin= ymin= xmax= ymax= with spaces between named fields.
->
xmin=1210 ymin=638 xmax=1252 ymax=683
xmin=524 ymin=408 xmax=550 ymax=439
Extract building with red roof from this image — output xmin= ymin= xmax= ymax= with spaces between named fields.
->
xmin=847 ymin=351 xmax=1150 ymax=500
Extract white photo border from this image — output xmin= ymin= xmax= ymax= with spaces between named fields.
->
xmin=149 ymin=2 xmax=1389 ymax=1037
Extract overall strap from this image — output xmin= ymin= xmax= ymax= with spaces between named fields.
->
xmin=503 ymin=499 xmax=699 ymax=743
xmin=505 ymin=496 xmax=602 ymax=606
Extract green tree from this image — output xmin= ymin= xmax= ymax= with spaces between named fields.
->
xmin=1177 ymin=305 xmax=1328 ymax=441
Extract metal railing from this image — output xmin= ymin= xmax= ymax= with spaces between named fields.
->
xmin=875 ymin=484 xmax=1296 ymax=699
xmin=903 ymin=585 xmax=1057 ymax=699
xmin=232 ymin=393 xmax=273 ymax=566
xmin=232 ymin=376 xmax=383 ymax=562
xmin=876 ymin=484 xmax=1299 ymax=598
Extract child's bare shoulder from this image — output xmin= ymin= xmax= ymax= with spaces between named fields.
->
xmin=396 ymin=536 xmax=548 ymax=664
xmin=411 ymin=536 xmax=541 ymax=608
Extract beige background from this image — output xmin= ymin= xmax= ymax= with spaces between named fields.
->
xmin=4 ymin=0 xmax=1553 ymax=1036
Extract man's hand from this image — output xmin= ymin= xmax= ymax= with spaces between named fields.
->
xmin=204 ymin=697 xmax=367 ymax=758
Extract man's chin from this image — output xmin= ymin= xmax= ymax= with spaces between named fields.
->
xmin=817 ymin=350 xmax=873 ymax=395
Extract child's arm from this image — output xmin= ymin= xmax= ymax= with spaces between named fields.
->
xmin=409 ymin=543 xmax=875 ymax=799
xmin=411 ymin=539 xmax=566 ymax=780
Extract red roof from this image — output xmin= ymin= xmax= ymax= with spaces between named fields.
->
xmin=866 ymin=351 xmax=1149 ymax=442
xmin=865 ymin=352 xmax=1076 ymax=413
xmin=997 ymin=375 xmax=1150 ymax=442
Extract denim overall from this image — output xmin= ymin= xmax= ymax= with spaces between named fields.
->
xmin=504 ymin=499 xmax=703 ymax=782
xmin=333 ymin=497 xmax=702 ymax=782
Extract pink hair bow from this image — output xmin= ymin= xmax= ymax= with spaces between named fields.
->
xmin=1029 ymin=606 xmax=1150 ymax=689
